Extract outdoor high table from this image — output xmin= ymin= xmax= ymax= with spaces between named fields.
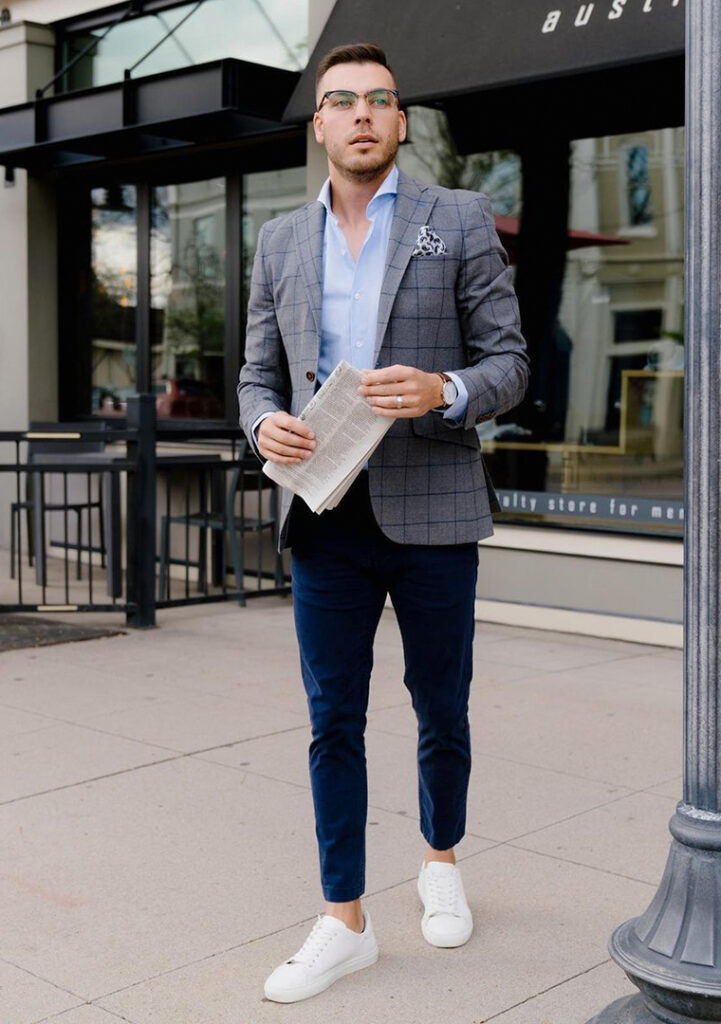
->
xmin=29 ymin=451 xmax=226 ymax=599
xmin=28 ymin=450 xmax=125 ymax=597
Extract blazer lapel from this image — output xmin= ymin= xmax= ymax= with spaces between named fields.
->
xmin=374 ymin=170 xmax=438 ymax=362
xmin=293 ymin=199 xmax=325 ymax=355
xmin=291 ymin=173 xmax=437 ymax=367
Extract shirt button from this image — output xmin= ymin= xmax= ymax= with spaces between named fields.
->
xmin=354 ymin=291 xmax=361 ymax=300
xmin=305 ymin=370 xmax=315 ymax=382
xmin=355 ymin=341 xmax=363 ymax=349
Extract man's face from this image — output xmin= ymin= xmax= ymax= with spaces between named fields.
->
xmin=313 ymin=61 xmax=406 ymax=182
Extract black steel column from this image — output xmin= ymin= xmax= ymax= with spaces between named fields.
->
xmin=125 ymin=394 xmax=156 ymax=628
xmin=225 ymin=172 xmax=243 ymax=424
xmin=136 ymin=182 xmax=152 ymax=395
xmin=588 ymin=3 xmax=721 ymax=1022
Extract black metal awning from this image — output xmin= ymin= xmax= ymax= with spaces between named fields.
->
xmin=0 ymin=58 xmax=300 ymax=172
xmin=283 ymin=0 xmax=685 ymax=131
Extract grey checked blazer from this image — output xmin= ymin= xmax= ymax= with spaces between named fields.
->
xmin=237 ymin=167 xmax=529 ymax=548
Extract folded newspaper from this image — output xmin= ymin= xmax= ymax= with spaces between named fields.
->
xmin=262 ymin=360 xmax=393 ymax=513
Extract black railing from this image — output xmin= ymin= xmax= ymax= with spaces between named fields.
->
xmin=0 ymin=396 xmax=289 ymax=625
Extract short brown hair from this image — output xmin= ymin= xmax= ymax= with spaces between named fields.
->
xmin=315 ymin=43 xmax=395 ymax=105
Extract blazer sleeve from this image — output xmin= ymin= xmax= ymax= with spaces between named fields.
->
xmin=451 ymin=193 xmax=530 ymax=430
xmin=236 ymin=221 xmax=291 ymax=454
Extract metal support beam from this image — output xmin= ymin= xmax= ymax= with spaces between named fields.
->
xmin=125 ymin=394 xmax=156 ymax=628
xmin=587 ymin=3 xmax=721 ymax=1020
xmin=135 ymin=181 xmax=151 ymax=395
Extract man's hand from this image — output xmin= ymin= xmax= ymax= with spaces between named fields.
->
xmin=357 ymin=365 xmax=444 ymax=418
xmin=258 ymin=412 xmax=316 ymax=464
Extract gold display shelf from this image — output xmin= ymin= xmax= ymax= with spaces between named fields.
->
xmin=482 ymin=370 xmax=684 ymax=456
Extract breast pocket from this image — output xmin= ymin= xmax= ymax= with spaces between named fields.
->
xmin=396 ymin=255 xmax=460 ymax=319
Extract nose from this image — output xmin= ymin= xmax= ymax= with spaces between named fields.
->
xmin=354 ymin=97 xmax=373 ymax=120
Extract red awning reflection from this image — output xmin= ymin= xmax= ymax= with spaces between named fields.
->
xmin=494 ymin=214 xmax=631 ymax=265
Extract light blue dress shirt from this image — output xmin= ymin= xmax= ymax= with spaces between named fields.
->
xmin=316 ymin=163 xmax=467 ymax=418
xmin=252 ymin=162 xmax=467 ymax=447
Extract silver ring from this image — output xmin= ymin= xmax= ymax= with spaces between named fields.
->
xmin=395 ymin=395 xmax=403 ymax=409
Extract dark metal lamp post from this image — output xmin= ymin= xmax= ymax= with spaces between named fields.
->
xmin=588 ymin=3 xmax=721 ymax=1022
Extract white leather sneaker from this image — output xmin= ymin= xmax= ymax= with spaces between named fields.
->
xmin=263 ymin=909 xmax=379 ymax=1003
xmin=417 ymin=859 xmax=473 ymax=947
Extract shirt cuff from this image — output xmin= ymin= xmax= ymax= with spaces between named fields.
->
xmin=432 ymin=371 xmax=469 ymax=426
xmin=250 ymin=411 xmax=275 ymax=456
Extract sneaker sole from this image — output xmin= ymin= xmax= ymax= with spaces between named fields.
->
xmin=417 ymin=876 xmax=473 ymax=948
xmin=264 ymin=945 xmax=379 ymax=1003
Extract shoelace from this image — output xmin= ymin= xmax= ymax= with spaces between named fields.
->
xmin=425 ymin=869 xmax=462 ymax=917
xmin=287 ymin=914 xmax=338 ymax=967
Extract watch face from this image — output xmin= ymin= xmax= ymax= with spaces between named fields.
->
xmin=443 ymin=379 xmax=458 ymax=406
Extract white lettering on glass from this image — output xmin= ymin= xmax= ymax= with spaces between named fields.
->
xmin=542 ymin=10 xmax=562 ymax=32
xmin=609 ymin=0 xmax=627 ymax=19
xmin=574 ymin=3 xmax=595 ymax=27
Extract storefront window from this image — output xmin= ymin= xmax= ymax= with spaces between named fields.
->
xmin=58 ymin=0 xmax=307 ymax=93
xmin=241 ymin=166 xmax=306 ymax=307
xmin=90 ymin=184 xmax=137 ymax=416
xmin=151 ymin=178 xmax=227 ymax=420
xmin=625 ymin=145 xmax=653 ymax=227
xmin=399 ymin=110 xmax=684 ymax=536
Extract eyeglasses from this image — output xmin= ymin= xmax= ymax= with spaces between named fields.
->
xmin=316 ymin=89 xmax=400 ymax=112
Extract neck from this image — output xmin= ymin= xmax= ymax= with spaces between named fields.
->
xmin=327 ymin=162 xmax=395 ymax=225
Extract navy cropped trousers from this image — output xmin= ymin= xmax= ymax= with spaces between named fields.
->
xmin=289 ymin=473 xmax=479 ymax=903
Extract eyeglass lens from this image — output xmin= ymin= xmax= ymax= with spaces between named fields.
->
xmin=325 ymin=89 xmax=397 ymax=110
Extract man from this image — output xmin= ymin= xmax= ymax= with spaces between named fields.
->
xmin=237 ymin=42 xmax=529 ymax=1004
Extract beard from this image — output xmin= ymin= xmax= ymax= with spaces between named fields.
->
xmin=328 ymin=137 xmax=399 ymax=184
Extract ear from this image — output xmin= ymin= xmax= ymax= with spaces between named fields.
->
xmin=398 ymin=109 xmax=407 ymax=144
xmin=312 ymin=110 xmax=325 ymax=145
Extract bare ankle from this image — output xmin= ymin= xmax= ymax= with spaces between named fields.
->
xmin=424 ymin=845 xmax=456 ymax=866
xmin=325 ymin=898 xmax=364 ymax=932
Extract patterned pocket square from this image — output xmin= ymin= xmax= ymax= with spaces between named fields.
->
xmin=411 ymin=225 xmax=447 ymax=256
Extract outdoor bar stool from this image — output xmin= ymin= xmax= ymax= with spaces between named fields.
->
xmin=157 ymin=449 xmax=283 ymax=605
xmin=10 ymin=422 xmax=108 ymax=581
xmin=231 ymin=454 xmax=286 ymax=601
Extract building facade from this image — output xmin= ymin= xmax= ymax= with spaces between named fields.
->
xmin=0 ymin=0 xmax=686 ymax=642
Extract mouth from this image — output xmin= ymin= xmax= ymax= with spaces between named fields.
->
xmin=350 ymin=136 xmax=378 ymax=146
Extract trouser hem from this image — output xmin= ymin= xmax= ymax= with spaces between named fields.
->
xmin=421 ymin=825 xmax=465 ymax=851
xmin=322 ymin=884 xmax=365 ymax=902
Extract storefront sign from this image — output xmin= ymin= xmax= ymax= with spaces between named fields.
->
xmin=542 ymin=0 xmax=682 ymax=34
xmin=497 ymin=490 xmax=684 ymax=524
xmin=285 ymin=0 xmax=685 ymax=122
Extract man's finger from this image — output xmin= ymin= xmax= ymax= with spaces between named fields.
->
xmin=370 ymin=406 xmax=415 ymax=418
xmin=367 ymin=394 xmax=420 ymax=408
xmin=359 ymin=364 xmax=413 ymax=386
xmin=358 ymin=381 xmax=413 ymax=398
xmin=263 ymin=433 xmax=315 ymax=455
xmin=260 ymin=418 xmax=316 ymax=449
xmin=260 ymin=449 xmax=304 ymax=465
xmin=263 ymin=426 xmax=316 ymax=450
xmin=269 ymin=412 xmax=315 ymax=439
xmin=262 ymin=437 xmax=314 ymax=460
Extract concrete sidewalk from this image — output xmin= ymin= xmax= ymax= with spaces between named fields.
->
xmin=1 ymin=598 xmax=682 ymax=1024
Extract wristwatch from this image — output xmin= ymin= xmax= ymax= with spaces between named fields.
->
xmin=435 ymin=371 xmax=458 ymax=409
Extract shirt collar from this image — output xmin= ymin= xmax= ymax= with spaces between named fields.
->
xmin=317 ymin=163 xmax=398 ymax=220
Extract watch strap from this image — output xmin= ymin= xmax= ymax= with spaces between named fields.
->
xmin=436 ymin=371 xmax=454 ymax=408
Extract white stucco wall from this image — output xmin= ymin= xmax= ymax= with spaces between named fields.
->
xmin=0 ymin=20 xmax=56 ymax=547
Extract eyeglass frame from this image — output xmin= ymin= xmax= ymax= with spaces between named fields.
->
xmin=316 ymin=88 xmax=401 ymax=113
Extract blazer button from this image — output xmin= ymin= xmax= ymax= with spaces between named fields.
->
xmin=306 ymin=370 xmax=315 ymax=382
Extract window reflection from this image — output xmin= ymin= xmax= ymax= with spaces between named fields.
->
xmin=626 ymin=145 xmax=653 ymax=227
xmin=59 ymin=0 xmax=307 ymax=93
xmin=90 ymin=184 xmax=137 ymax=416
xmin=151 ymin=179 xmax=227 ymax=419
xmin=241 ymin=166 xmax=306 ymax=307
xmin=400 ymin=111 xmax=684 ymax=535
